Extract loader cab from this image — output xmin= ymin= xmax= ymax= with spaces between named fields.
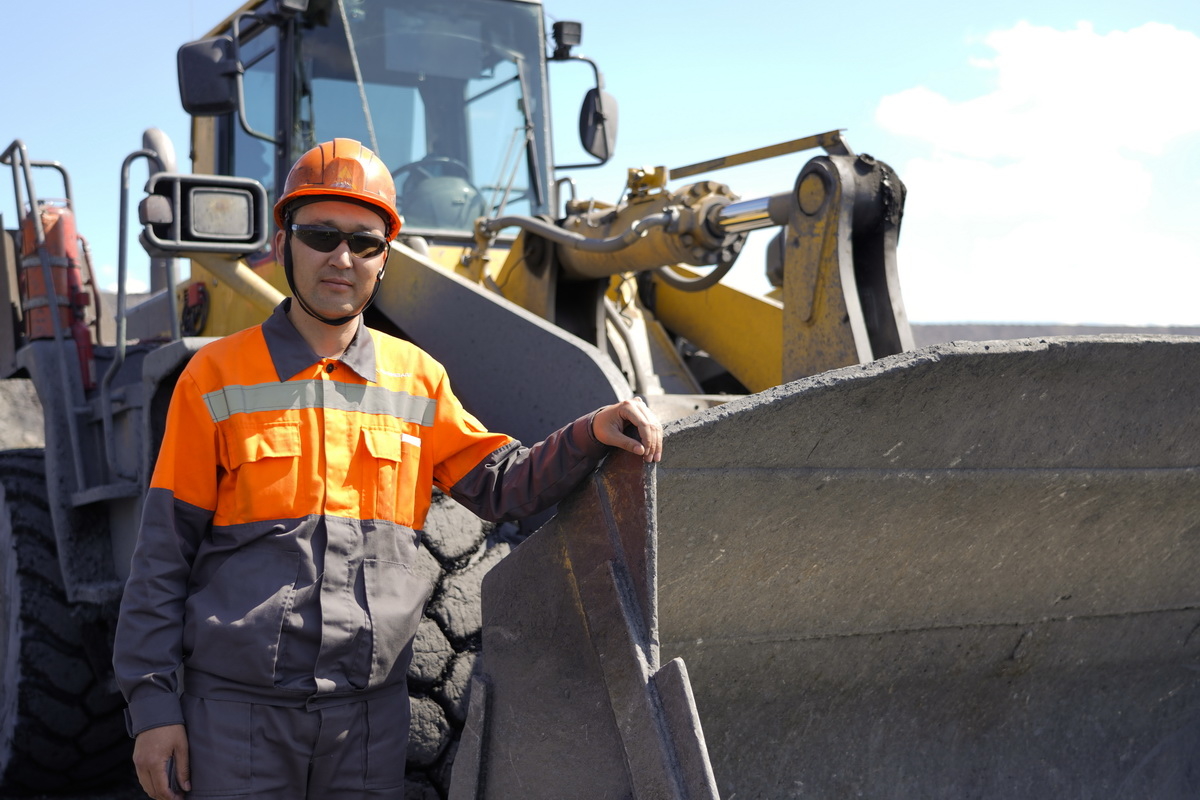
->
xmin=183 ymin=0 xmax=564 ymax=241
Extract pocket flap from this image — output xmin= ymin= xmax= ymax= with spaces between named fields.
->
xmin=225 ymin=420 xmax=302 ymax=468
xmin=361 ymin=426 xmax=403 ymax=463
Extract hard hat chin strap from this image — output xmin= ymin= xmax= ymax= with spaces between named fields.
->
xmin=283 ymin=230 xmax=388 ymax=327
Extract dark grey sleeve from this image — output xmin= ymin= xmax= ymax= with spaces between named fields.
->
xmin=448 ymin=411 xmax=609 ymax=522
xmin=113 ymin=488 xmax=211 ymax=735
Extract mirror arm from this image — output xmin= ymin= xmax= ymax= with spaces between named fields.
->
xmin=557 ymin=53 xmax=604 ymax=90
xmin=555 ymin=53 xmax=615 ymax=171
xmin=231 ymin=12 xmax=279 ymax=144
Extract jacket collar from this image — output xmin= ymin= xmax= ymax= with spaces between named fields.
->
xmin=261 ymin=299 xmax=378 ymax=383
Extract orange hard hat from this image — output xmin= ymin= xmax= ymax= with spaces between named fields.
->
xmin=273 ymin=138 xmax=402 ymax=239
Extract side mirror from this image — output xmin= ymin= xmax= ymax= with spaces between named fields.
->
xmin=139 ymin=173 xmax=269 ymax=256
xmin=177 ymin=37 xmax=238 ymax=116
xmin=579 ymin=88 xmax=618 ymax=163
xmin=177 ymin=23 xmax=276 ymax=144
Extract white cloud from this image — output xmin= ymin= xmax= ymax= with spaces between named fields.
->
xmin=881 ymin=21 xmax=1200 ymax=159
xmin=95 ymin=262 xmax=149 ymax=295
xmin=877 ymin=21 xmax=1200 ymax=324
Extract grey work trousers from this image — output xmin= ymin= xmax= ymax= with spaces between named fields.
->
xmin=181 ymin=692 xmax=409 ymax=798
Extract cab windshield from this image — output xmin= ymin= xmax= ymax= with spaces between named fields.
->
xmin=291 ymin=0 xmax=550 ymax=234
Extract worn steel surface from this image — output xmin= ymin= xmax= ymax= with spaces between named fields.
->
xmin=657 ymin=335 xmax=1200 ymax=798
xmin=452 ymin=449 xmax=718 ymax=800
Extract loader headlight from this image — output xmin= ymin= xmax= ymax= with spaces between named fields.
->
xmin=139 ymin=173 xmax=269 ymax=256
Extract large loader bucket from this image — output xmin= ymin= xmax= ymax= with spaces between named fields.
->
xmin=457 ymin=335 xmax=1200 ymax=798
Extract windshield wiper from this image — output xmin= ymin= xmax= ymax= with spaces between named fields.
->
xmin=335 ymin=0 xmax=381 ymax=157
xmin=498 ymin=46 xmax=543 ymax=211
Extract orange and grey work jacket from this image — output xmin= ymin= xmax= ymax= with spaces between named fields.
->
xmin=114 ymin=301 xmax=608 ymax=736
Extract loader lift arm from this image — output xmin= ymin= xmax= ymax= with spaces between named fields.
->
xmin=475 ymin=132 xmax=914 ymax=398
xmin=649 ymin=146 xmax=914 ymax=392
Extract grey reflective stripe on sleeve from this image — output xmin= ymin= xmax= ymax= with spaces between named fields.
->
xmin=203 ymin=380 xmax=437 ymax=425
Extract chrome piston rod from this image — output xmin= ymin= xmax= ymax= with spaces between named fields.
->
xmin=711 ymin=192 xmax=791 ymax=235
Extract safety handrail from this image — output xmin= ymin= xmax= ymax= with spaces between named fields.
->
xmin=0 ymin=140 xmax=88 ymax=491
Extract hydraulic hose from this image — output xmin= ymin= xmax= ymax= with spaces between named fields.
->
xmin=654 ymin=256 xmax=738 ymax=292
xmin=481 ymin=210 xmax=675 ymax=254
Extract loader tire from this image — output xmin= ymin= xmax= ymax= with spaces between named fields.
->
xmin=404 ymin=489 xmax=521 ymax=798
xmin=0 ymin=449 xmax=131 ymax=794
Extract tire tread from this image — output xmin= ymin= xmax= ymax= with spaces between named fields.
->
xmin=0 ymin=450 xmax=131 ymax=794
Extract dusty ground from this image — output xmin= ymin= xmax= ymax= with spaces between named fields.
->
xmin=0 ymin=379 xmax=45 ymax=449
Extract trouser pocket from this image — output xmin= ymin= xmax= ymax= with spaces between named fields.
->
xmin=181 ymin=694 xmax=253 ymax=794
xmin=364 ymin=692 xmax=411 ymax=790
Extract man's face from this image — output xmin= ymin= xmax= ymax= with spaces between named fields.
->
xmin=276 ymin=200 xmax=389 ymax=321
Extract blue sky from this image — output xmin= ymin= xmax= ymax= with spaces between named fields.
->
xmin=4 ymin=0 xmax=1199 ymax=324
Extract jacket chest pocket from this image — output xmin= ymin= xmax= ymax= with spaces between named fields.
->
xmin=221 ymin=420 xmax=303 ymax=521
xmin=358 ymin=425 xmax=421 ymax=522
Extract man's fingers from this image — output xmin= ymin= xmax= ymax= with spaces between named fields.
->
xmin=135 ymin=762 xmax=171 ymax=800
xmin=132 ymin=751 xmax=165 ymax=799
xmin=627 ymin=397 xmax=662 ymax=462
xmin=132 ymin=725 xmax=188 ymax=800
xmin=175 ymin=745 xmax=192 ymax=793
xmin=142 ymin=759 xmax=178 ymax=800
xmin=593 ymin=398 xmax=663 ymax=462
xmin=134 ymin=764 xmax=154 ymax=799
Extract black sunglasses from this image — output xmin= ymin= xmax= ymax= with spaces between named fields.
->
xmin=290 ymin=224 xmax=389 ymax=259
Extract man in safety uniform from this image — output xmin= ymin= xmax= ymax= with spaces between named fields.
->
xmin=113 ymin=138 xmax=662 ymax=800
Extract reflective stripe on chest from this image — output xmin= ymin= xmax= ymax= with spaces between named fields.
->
xmin=202 ymin=379 xmax=437 ymax=426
